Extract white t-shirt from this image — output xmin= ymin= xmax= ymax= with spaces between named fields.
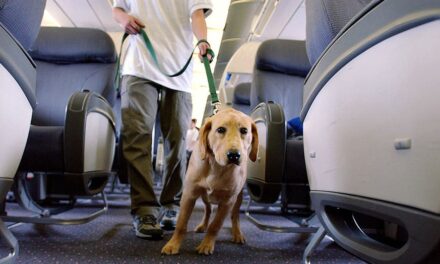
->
xmin=113 ymin=0 xmax=213 ymax=93
xmin=186 ymin=127 xmax=199 ymax=152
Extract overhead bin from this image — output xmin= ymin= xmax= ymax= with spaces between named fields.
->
xmin=213 ymin=0 xmax=264 ymax=85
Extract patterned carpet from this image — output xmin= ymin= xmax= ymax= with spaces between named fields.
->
xmin=0 ymin=182 xmax=366 ymax=264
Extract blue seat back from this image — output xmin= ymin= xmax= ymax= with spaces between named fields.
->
xmin=251 ymin=39 xmax=310 ymax=120
xmin=0 ymin=0 xmax=46 ymax=51
xmin=305 ymin=0 xmax=375 ymax=65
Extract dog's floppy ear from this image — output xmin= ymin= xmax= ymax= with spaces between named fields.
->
xmin=249 ymin=121 xmax=259 ymax=162
xmin=199 ymin=119 xmax=212 ymax=160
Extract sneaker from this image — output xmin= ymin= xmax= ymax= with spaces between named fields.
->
xmin=133 ymin=215 xmax=163 ymax=239
xmin=160 ymin=208 xmax=178 ymax=231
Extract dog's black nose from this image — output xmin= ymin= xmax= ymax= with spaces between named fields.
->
xmin=227 ymin=150 xmax=241 ymax=164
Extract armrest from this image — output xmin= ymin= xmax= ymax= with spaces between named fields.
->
xmin=64 ymin=90 xmax=116 ymax=173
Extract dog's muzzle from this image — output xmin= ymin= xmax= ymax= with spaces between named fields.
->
xmin=226 ymin=150 xmax=241 ymax=165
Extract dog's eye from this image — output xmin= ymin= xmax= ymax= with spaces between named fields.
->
xmin=240 ymin=128 xmax=248 ymax=135
xmin=216 ymin=127 xmax=226 ymax=134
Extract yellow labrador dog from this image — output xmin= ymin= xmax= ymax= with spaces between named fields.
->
xmin=161 ymin=108 xmax=258 ymax=255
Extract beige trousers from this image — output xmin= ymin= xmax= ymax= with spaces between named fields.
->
xmin=120 ymin=75 xmax=192 ymax=218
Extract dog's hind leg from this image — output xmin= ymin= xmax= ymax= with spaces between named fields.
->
xmin=231 ymin=190 xmax=245 ymax=244
xmin=194 ymin=192 xmax=211 ymax=233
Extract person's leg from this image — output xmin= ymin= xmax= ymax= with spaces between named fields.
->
xmin=120 ymin=75 xmax=162 ymax=238
xmin=158 ymin=88 xmax=192 ymax=227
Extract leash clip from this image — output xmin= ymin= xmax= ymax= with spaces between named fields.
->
xmin=211 ymin=102 xmax=222 ymax=115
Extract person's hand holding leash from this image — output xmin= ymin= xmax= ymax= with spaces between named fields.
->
xmin=198 ymin=41 xmax=212 ymax=62
xmin=123 ymin=15 xmax=144 ymax=34
xmin=113 ymin=7 xmax=144 ymax=34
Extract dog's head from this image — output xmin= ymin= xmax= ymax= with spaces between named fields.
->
xmin=199 ymin=108 xmax=258 ymax=166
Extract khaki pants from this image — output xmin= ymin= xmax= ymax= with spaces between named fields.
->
xmin=120 ymin=75 xmax=192 ymax=218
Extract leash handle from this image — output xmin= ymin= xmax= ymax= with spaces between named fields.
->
xmin=196 ymin=39 xmax=214 ymax=62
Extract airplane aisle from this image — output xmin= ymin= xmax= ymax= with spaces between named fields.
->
xmin=2 ymin=199 xmax=365 ymax=264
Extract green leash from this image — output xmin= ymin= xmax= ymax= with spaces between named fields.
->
xmin=115 ymin=29 xmax=221 ymax=114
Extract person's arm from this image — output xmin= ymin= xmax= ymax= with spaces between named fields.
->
xmin=191 ymin=9 xmax=212 ymax=61
xmin=112 ymin=7 xmax=145 ymax=35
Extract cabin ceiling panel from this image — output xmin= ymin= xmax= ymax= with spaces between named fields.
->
xmin=45 ymin=0 xmax=74 ymax=27
xmin=278 ymin=2 xmax=305 ymax=40
xmin=55 ymin=0 xmax=103 ymax=28
xmin=206 ymin=0 xmax=230 ymax=30
xmin=88 ymin=0 xmax=122 ymax=32
xmin=43 ymin=0 xmax=230 ymax=34
xmin=264 ymin=0 xmax=303 ymax=39
xmin=222 ymin=0 xmax=264 ymax=40
xmin=250 ymin=0 xmax=305 ymax=41
xmin=44 ymin=0 xmax=120 ymax=31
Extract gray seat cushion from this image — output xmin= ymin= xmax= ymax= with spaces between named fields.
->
xmin=32 ymin=61 xmax=116 ymax=126
xmin=232 ymin=83 xmax=251 ymax=115
xmin=251 ymin=39 xmax=310 ymax=120
xmin=232 ymin=82 xmax=251 ymax=115
xmin=233 ymin=82 xmax=251 ymax=105
xmin=252 ymin=71 xmax=305 ymax=120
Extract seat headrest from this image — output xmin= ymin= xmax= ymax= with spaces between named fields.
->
xmin=29 ymin=27 xmax=117 ymax=64
xmin=255 ymin=39 xmax=311 ymax=78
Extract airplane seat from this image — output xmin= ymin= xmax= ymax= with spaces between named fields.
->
xmin=302 ymin=0 xmax=440 ymax=263
xmin=246 ymin=39 xmax=311 ymax=207
xmin=14 ymin=27 xmax=117 ymax=214
xmin=0 ymin=0 xmax=46 ymax=261
xmin=231 ymin=82 xmax=251 ymax=115
xmin=250 ymin=39 xmax=310 ymax=119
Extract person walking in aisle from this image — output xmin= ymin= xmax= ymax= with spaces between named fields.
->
xmin=112 ymin=0 xmax=213 ymax=239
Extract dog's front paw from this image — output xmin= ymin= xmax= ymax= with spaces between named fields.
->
xmin=196 ymin=239 xmax=215 ymax=255
xmin=231 ymin=230 xmax=246 ymax=244
xmin=194 ymin=223 xmax=207 ymax=233
xmin=161 ymin=241 xmax=180 ymax=255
